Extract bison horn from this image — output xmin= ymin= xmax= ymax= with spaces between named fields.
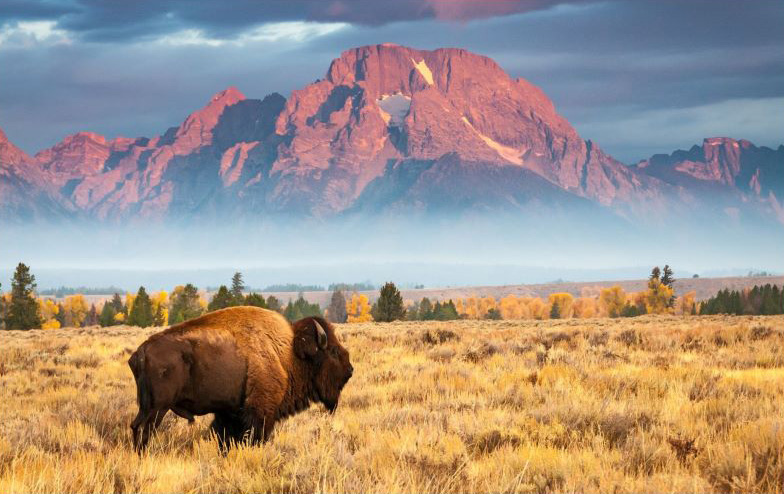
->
xmin=314 ymin=320 xmax=328 ymax=350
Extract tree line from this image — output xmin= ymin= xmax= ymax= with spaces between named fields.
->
xmin=2 ymin=263 xmax=782 ymax=330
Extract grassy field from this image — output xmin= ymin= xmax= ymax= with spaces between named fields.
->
xmin=1 ymin=315 xmax=782 ymax=493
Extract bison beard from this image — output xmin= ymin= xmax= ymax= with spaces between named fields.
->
xmin=128 ymin=307 xmax=353 ymax=451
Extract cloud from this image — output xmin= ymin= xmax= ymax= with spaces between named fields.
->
xmin=0 ymin=0 xmax=781 ymax=165
xmin=0 ymin=0 xmax=595 ymax=43
xmin=0 ymin=20 xmax=71 ymax=47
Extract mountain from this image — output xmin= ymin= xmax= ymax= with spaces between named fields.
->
xmin=0 ymin=44 xmax=782 ymax=229
xmin=634 ymin=138 xmax=784 ymax=224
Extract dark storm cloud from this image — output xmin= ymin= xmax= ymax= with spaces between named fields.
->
xmin=0 ymin=0 xmax=77 ymax=20
xmin=0 ymin=0 xmax=782 ymax=163
xmin=1 ymin=0 xmax=600 ymax=41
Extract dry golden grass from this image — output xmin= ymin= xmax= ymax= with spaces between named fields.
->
xmin=1 ymin=315 xmax=782 ymax=493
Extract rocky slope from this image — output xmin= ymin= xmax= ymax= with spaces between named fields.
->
xmin=0 ymin=44 xmax=781 ymax=227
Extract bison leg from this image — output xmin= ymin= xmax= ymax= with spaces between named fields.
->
xmin=243 ymin=408 xmax=276 ymax=445
xmin=211 ymin=411 xmax=246 ymax=450
xmin=132 ymin=409 xmax=168 ymax=452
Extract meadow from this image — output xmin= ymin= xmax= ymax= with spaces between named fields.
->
xmin=1 ymin=315 xmax=782 ymax=493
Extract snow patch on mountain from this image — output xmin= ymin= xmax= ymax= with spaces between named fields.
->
xmin=411 ymin=58 xmax=434 ymax=85
xmin=377 ymin=93 xmax=411 ymax=127
xmin=461 ymin=117 xmax=523 ymax=165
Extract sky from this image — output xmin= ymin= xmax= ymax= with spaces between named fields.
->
xmin=0 ymin=0 xmax=782 ymax=164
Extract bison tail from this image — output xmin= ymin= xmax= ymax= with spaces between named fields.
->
xmin=129 ymin=347 xmax=153 ymax=411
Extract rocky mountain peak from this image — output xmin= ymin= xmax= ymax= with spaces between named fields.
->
xmin=172 ymin=86 xmax=247 ymax=154
xmin=0 ymin=127 xmax=32 ymax=165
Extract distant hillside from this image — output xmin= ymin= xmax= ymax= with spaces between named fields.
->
xmin=260 ymin=275 xmax=784 ymax=307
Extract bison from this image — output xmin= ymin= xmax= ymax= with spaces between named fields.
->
xmin=127 ymin=306 xmax=353 ymax=450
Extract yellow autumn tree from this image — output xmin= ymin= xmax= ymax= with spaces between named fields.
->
xmin=347 ymin=294 xmax=373 ymax=323
xmin=499 ymin=295 xmax=524 ymax=320
xmin=125 ymin=292 xmax=136 ymax=316
xmin=528 ymin=297 xmax=547 ymax=320
xmin=38 ymin=298 xmax=61 ymax=329
xmin=645 ymin=278 xmax=673 ymax=314
xmin=548 ymin=293 xmax=574 ymax=319
xmin=572 ymin=297 xmax=597 ymax=318
xmin=63 ymin=294 xmax=89 ymax=327
xmin=460 ymin=296 xmax=479 ymax=319
xmin=600 ymin=286 xmax=627 ymax=318
xmin=676 ymin=290 xmax=697 ymax=315
xmin=151 ymin=291 xmax=169 ymax=326
xmin=478 ymin=296 xmax=497 ymax=319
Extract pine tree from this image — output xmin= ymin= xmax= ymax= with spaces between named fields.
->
xmin=86 ymin=304 xmax=99 ymax=326
xmin=244 ymin=293 xmax=267 ymax=308
xmin=127 ymin=286 xmax=154 ymax=327
xmin=649 ymin=266 xmax=661 ymax=282
xmin=283 ymin=300 xmax=302 ymax=322
xmin=440 ymin=300 xmax=460 ymax=320
xmin=99 ymin=301 xmax=116 ymax=327
xmin=485 ymin=308 xmax=502 ymax=320
xmin=230 ymin=272 xmax=245 ymax=304
xmin=169 ymin=283 xmax=203 ymax=322
xmin=153 ymin=303 xmax=166 ymax=326
xmin=266 ymin=295 xmax=282 ymax=312
xmin=55 ymin=302 xmax=66 ymax=327
xmin=110 ymin=293 xmax=125 ymax=315
xmin=549 ymin=300 xmax=561 ymax=319
xmin=661 ymin=265 xmax=676 ymax=307
xmin=661 ymin=265 xmax=675 ymax=287
xmin=208 ymin=285 xmax=234 ymax=312
xmin=373 ymin=282 xmax=405 ymax=322
xmin=5 ymin=263 xmax=42 ymax=330
xmin=420 ymin=298 xmax=434 ymax=320
xmin=327 ymin=290 xmax=348 ymax=323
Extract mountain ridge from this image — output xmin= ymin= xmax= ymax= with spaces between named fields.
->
xmin=1 ymin=44 xmax=782 ymax=227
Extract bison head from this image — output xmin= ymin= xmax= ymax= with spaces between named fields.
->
xmin=293 ymin=317 xmax=353 ymax=412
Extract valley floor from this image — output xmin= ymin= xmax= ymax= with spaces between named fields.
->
xmin=1 ymin=315 xmax=782 ymax=493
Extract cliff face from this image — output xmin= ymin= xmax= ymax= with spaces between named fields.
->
xmin=0 ymin=44 xmax=781 ymax=227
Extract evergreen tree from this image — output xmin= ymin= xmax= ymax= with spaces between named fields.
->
xmin=649 ymin=266 xmax=661 ymax=282
xmin=127 ymin=286 xmax=154 ymax=327
xmin=661 ymin=265 xmax=676 ymax=307
xmin=208 ymin=285 xmax=234 ymax=312
xmin=419 ymin=298 xmax=434 ymax=320
xmin=621 ymin=303 xmax=641 ymax=317
xmin=327 ymin=289 xmax=348 ymax=323
xmin=244 ymin=293 xmax=267 ymax=308
xmin=169 ymin=283 xmax=203 ymax=323
xmin=661 ymin=265 xmax=675 ymax=288
xmin=0 ymin=282 xmax=5 ymax=330
xmin=283 ymin=295 xmax=322 ymax=322
xmin=266 ymin=295 xmax=282 ymax=312
xmin=5 ymin=263 xmax=42 ymax=330
xmin=99 ymin=302 xmax=116 ymax=327
xmin=55 ymin=302 xmax=67 ymax=327
xmin=438 ymin=300 xmax=460 ymax=320
xmin=485 ymin=308 xmax=502 ymax=320
xmin=230 ymin=272 xmax=245 ymax=304
xmin=549 ymin=300 xmax=561 ymax=319
xmin=86 ymin=304 xmax=99 ymax=326
xmin=373 ymin=282 xmax=405 ymax=322
xmin=152 ymin=303 xmax=166 ymax=326
xmin=110 ymin=293 xmax=125 ymax=315
xmin=283 ymin=300 xmax=302 ymax=322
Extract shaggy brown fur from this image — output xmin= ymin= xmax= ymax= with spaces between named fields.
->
xmin=128 ymin=306 xmax=353 ymax=450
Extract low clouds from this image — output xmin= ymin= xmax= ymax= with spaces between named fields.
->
xmin=0 ymin=0 xmax=782 ymax=163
